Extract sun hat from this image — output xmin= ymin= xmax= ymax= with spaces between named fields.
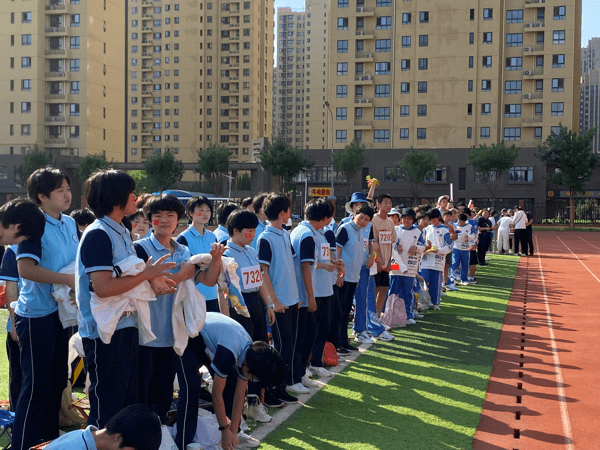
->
xmin=345 ymin=192 xmax=369 ymax=214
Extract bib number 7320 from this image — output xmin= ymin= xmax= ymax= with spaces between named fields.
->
xmin=241 ymin=265 xmax=263 ymax=290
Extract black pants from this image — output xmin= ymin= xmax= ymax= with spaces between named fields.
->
xmin=294 ymin=306 xmax=317 ymax=384
xmin=271 ymin=304 xmax=299 ymax=387
xmin=526 ymin=227 xmax=534 ymax=255
xmin=477 ymin=233 xmax=492 ymax=265
xmin=328 ymin=286 xmax=343 ymax=349
xmin=335 ymin=282 xmax=358 ymax=348
xmin=83 ymin=327 xmax=139 ymax=429
xmin=514 ymin=229 xmax=528 ymax=254
xmin=6 ymin=332 xmax=22 ymax=412
xmin=311 ymin=295 xmax=332 ymax=368
xmin=13 ymin=312 xmax=68 ymax=450
xmin=206 ymin=298 xmax=220 ymax=313
xmin=139 ymin=346 xmax=176 ymax=424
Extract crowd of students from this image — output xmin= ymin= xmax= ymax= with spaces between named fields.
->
xmin=0 ymin=166 xmax=533 ymax=450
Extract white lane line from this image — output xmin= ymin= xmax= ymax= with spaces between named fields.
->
xmin=578 ymin=236 xmax=600 ymax=252
xmin=557 ymin=236 xmax=600 ymax=285
xmin=535 ymin=236 xmax=575 ymax=449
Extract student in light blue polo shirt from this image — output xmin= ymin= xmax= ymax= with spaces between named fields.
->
xmin=249 ymin=193 xmax=268 ymax=250
xmin=176 ymin=195 xmax=221 ymax=313
xmin=76 ymin=170 xmax=177 ymax=431
xmin=257 ymin=192 xmax=300 ymax=405
xmin=13 ymin=167 xmax=79 ymax=450
xmin=214 ymin=202 xmax=238 ymax=245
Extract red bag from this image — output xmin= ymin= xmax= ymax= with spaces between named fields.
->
xmin=323 ymin=342 xmax=338 ymax=367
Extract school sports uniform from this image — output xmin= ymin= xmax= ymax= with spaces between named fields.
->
xmin=452 ymin=222 xmax=476 ymax=282
xmin=419 ymin=224 xmax=452 ymax=306
xmin=249 ymin=218 xmax=266 ymax=250
xmin=213 ymin=224 xmax=230 ymax=245
xmin=43 ymin=426 xmax=100 ymax=450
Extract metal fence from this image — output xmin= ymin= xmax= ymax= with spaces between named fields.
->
xmin=536 ymin=199 xmax=600 ymax=225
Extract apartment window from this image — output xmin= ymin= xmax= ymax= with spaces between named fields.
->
xmin=537 ymin=31 xmax=545 ymax=44
xmin=536 ymin=56 xmax=544 ymax=67
xmin=374 ymin=129 xmax=390 ymax=142
xmin=131 ymin=45 xmax=138 ymax=54
xmin=22 ymin=35 xmax=32 ymax=46
xmin=401 ymin=82 xmax=410 ymax=94
xmin=71 ymin=14 xmax=80 ymax=27
xmin=22 ymin=12 xmax=32 ymax=23
xmin=483 ymin=32 xmax=493 ymax=44
xmin=375 ymin=85 xmax=390 ymax=97
xmin=416 ymin=128 xmax=426 ymax=140
xmin=70 ymin=126 xmax=80 ymax=138
xmin=418 ymin=81 xmax=427 ymax=93
xmin=505 ymin=104 xmax=521 ymax=117
xmin=482 ymin=56 xmax=492 ymax=68
xmin=553 ymin=6 xmax=566 ymax=20
xmin=374 ymin=107 xmax=390 ymax=120
xmin=70 ymin=59 xmax=80 ymax=72
xmin=376 ymin=40 xmax=391 ymax=53
xmin=552 ymin=54 xmax=565 ymax=68
xmin=21 ymin=57 xmax=32 ymax=68
xmin=418 ymin=58 xmax=428 ymax=70
xmin=70 ymin=103 xmax=80 ymax=116
xmin=376 ymin=0 xmax=392 ymax=6
xmin=336 ymin=85 xmax=347 ymax=98
xmin=467 ymin=104 xmax=472 ymax=115
xmin=469 ymin=56 xmax=474 ymax=68
xmin=480 ymin=127 xmax=490 ymax=139
xmin=337 ymin=18 xmax=348 ymax=30
xmin=21 ymin=125 xmax=31 ymax=136
xmin=535 ymin=103 xmax=543 ymax=115
xmin=505 ymin=80 xmax=522 ymax=94
xmin=338 ymin=0 xmax=348 ymax=7
xmin=481 ymin=103 xmax=491 ymax=115
xmin=419 ymin=11 xmax=429 ymax=23
xmin=506 ymin=10 xmax=523 ymax=23
xmin=21 ymin=102 xmax=31 ymax=113
xmin=377 ymin=17 xmax=392 ymax=30
xmin=22 ymin=80 xmax=31 ymax=91
xmin=384 ymin=167 xmax=403 ymax=182
xmin=337 ymin=63 xmax=348 ymax=75
xmin=336 ymin=130 xmax=347 ymax=142
xmin=536 ymin=80 xmax=544 ymax=91
xmin=504 ymin=127 xmax=521 ymax=141
xmin=551 ymin=102 xmax=564 ymax=116
xmin=506 ymin=57 xmax=522 ymax=70
xmin=482 ymin=80 xmax=491 ymax=92
xmin=70 ymin=36 xmax=80 ymax=49
xmin=467 ymin=127 xmax=472 ymax=139
xmin=375 ymin=62 xmax=390 ymax=75
xmin=400 ymin=105 xmax=409 ymax=117
xmin=401 ymin=59 xmax=410 ymax=71
xmin=469 ymin=33 xmax=474 ymax=45
xmin=402 ymin=13 xmax=411 ymax=24
xmin=553 ymin=30 xmax=565 ymax=44
xmin=417 ymin=105 xmax=427 ymax=116
xmin=400 ymin=128 xmax=409 ymax=140
xmin=506 ymin=33 xmax=523 ymax=47
xmin=552 ymin=78 xmax=564 ymax=92
xmin=468 ymin=80 xmax=473 ymax=92
xmin=336 ymin=107 xmax=347 ymax=120
xmin=508 ymin=167 xmax=533 ymax=182
xmin=337 ymin=40 xmax=348 ymax=53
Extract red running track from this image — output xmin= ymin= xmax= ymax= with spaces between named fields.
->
xmin=474 ymin=231 xmax=600 ymax=450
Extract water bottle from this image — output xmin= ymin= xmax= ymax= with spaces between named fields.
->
xmin=245 ymin=394 xmax=259 ymax=427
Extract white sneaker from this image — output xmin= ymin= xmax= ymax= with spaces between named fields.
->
xmin=468 ymin=277 xmax=477 ymax=284
xmin=460 ymin=281 xmax=471 ymax=286
xmin=406 ymin=318 xmax=417 ymax=325
xmin=287 ymin=382 xmax=310 ymax=394
xmin=354 ymin=331 xmax=375 ymax=344
xmin=254 ymin=403 xmax=272 ymax=423
xmin=414 ymin=313 xmax=424 ymax=319
xmin=240 ymin=416 xmax=249 ymax=431
xmin=309 ymin=365 xmax=333 ymax=377
xmin=383 ymin=324 xmax=391 ymax=331
xmin=440 ymin=290 xmax=447 ymax=296
xmin=446 ymin=283 xmax=458 ymax=292
xmin=432 ymin=305 xmax=441 ymax=311
xmin=237 ymin=431 xmax=260 ymax=448
xmin=301 ymin=375 xmax=317 ymax=389
xmin=374 ymin=330 xmax=395 ymax=341
xmin=305 ymin=368 xmax=313 ymax=379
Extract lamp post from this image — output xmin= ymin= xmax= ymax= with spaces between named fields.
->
xmin=324 ymin=101 xmax=334 ymax=195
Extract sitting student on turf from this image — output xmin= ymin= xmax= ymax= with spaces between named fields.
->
xmin=13 ymin=168 xmax=79 ymax=450
xmin=71 ymin=208 xmax=96 ymax=233
xmin=249 ymin=193 xmax=268 ymax=250
xmin=214 ymin=202 xmax=239 ymax=245
xmin=44 ymin=404 xmax=162 ymax=450
xmin=176 ymin=196 xmax=222 ymax=313
xmin=452 ymin=213 xmax=476 ymax=285
xmin=77 ymin=170 xmax=177 ymax=430
xmin=419 ymin=209 xmax=453 ymax=310
xmin=128 ymin=209 xmax=151 ymax=241
xmin=196 ymin=313 xmax=285 ymax=450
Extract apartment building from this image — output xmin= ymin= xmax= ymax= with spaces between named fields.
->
xmin=580 ymin=37 xmax=600 ymax=154
xmin=1 ymin=0 xmax=126 ymax=162
xmin=326 ymin=0 xmax=581 ymax=150
xmin=126 ymin=0 xmax=274 ymax=182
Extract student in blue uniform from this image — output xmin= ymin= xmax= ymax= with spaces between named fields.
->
xmin=0 ymin=197 xmax=45 ymax=246
xmin=76 ymin=170 xmax=177 ymax=431
xmin=214 ymin=202 xmax=239 ymax=245
xmin=70 ymin=208 xmax=96 ymax=233
xmin=129 ymin=209 xmax=152 ymax=241
xmin=249 ymin=193 xmax=268 ymax=250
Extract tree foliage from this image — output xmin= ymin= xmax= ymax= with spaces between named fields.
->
xmin=259 ymin=138 xmax=314 ymax=191
xmin=145 ymin=151 xmax=184 ymax=192
xmin=237 ymin=172 xmax=251 ymax=191
xmin=17 ymin=148 xmax=53 ymax=185
xmin=333 ymin=140 xmax=365 ymax=196
xmin=129 ymin=170 xmax=150 ymax=196
xmin=196 ymin=144 xmax=230 ymax=195
xmin=467 ymin=142 xmax=519 ymax=206
xmin=394 ymin=148 xmax=438 ymax=204
xmin=76 ymin=154 xmax=110 ymax=183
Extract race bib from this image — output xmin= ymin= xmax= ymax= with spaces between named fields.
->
xmin=320 ymin=243 xmax=331 ymax=262
xmin=379 ymin=230 xmax=392 ymax=244
xmin=241 ymin=265 xmax=263 ymax=290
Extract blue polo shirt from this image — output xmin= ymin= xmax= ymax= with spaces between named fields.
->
xmin=257 ymin=225 xmax=299 ymax=307
xmin=44 ymin=425 xmax=98 ymax=450
xmin=176 ymin=226 xmax=218 ymax=300
xmin=324 ymin=228 xmax=338 ymax=287
xmin=200 ymin=312 xmax=252 ymax=379
xmin=336 ymin=221 xmax=371 ymax=283
xmin=250 ymin=218 xmax=266 ymax=250
xmin=313 ymin=229 xmax=334 ymax=297
xmin=76 ymin=217 xmax=138 ymax=339
xmin=213 ymin=225 xmax=229 ymax=245
xmin=1 ymin=245 xmax=20 ymax=333
xmin=224 ymin=241 xmax=262 ymax=294
xmin=290 ymin=221 xmax=318 ymax=307
xmin=16 ymin=213 xmax=79 ymax=318
xmin=134 ymin=234 xmax=191 ymax=347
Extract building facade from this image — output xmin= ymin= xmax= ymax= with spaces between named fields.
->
xmin=580 ymin=37 xmax=600 ymax=154
xmin=1 ymin=0 xmax=126 ymax=162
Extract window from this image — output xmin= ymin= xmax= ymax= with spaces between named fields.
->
xmin=468 ymin=80 xmax=473 ymax=92
xmin=504 ymin=127 xmax=521 ymax=141
xmin=469 ymin=33 xmax=474 ymax=45
xmin=470 ymin=9 xmax=474 ymax=21
xmin=508 ymin=167 xmax=533 ymax=182
xmin=337 ymin=0 xmax=348 ymax=7
xmin=336 ymin=130 xmax=347 ymax=142
xmin=480 ymin=127 xmax=490 ymax=139
xmin=483 ymin=32 xmax=492 ymax=44
xmin=400 ymin=105 xmax=409 ymax=117
xmin=400 ymin=128 xmax=409 ymax=140
xmin=70 ymin=36 xmax=80 ymax=49
xmin=505 ymin=104 xmax=521 ymax=117
xmin=418 ymin=81 xmax=427 ymax=93
xmin=21 ymin=102 xmax=31 ymax=113
xmin=419 ymin=35 xmax=428 ymax=47
xmin=337 ymin=40 xmax=348 ymax=53
xmin=377 ymin=17 xmax=392 ymax=30
xmin=71 ymin=14 xmax=80 ymax=27
xmin=551 ymin=102 xmax=564 ymax=116
xmin=506 ymin=10 xmax=523 ymax=23
xmin=552 ymin=54 xmax=565 ymax=68
xmin=374 ymin=129 xmax=390 ymax=142
xmin=483 ymin=8 xmax=493 ymax=20
xmin=535 ymin=103 xmax=543 ymax=115
xmin=401 ymin=59 xmax=410 ymax=71
xmin=506 ymin=57 xmax=522 ymax=70
xmin=536 ymin=55 xmax=544 ymax=68
xmin=22 ymin=35 xmax=31 ymax=46
xmin=553 ymin=30 xmax=565 ymax=44
xmin=384 ymin=167 xmax=404 ymax=182
xmin=70 ymin=103 xmax=80 ymax=116
xmin=21 ymin=124 xmax=31 ymax=136
xmin=537 ymin=8 xmax=545 ymax=21
xmin=70 ymin=126 xmax=80 ymax=138
xmin=418 ymin=58 xmax=428 ymax=70
xmin=337 ymin=18 xmax=348 ymax=30
xmin=419 ymin=11 xmax=429 ymax=23
xmin=375 ymin=85 xmax=390 ymax=97
xmin=481 ymin=103 xmax=491 ymax=115
xmin=482 ymin=80 xmax=491 ymax=91
xmin=506 ymin=33 xmax=523 ymax=47
xmin=536 ymin=80 xmax=543 ymax=92
xmin=375 ymin=62 xmax=390 ymax=75
xmin=376 ymin=0 xmax=392 ymax=5
xmin=537 ymin=31 xmax=545 ymax=44
xmin=467 ymin=127 xmax=472 ymax=139
xmin=467 ymin=104 xmax=473 ymax=115
xmin=417 ymin=105 xmax=427 ymax=116
xmin=336 ymin=107 xmax=347 ymax=120
xmin=425 ymin=167 xmax=447 ymax=182
xmin=505 ymin=80 xmax=522 ymax=94
xmin=401 ymin=82 xmax=410 ymax=94
xmin=355 ymin=108 xmax=363 ymax=119
xmin=376 ymin=39 xmax=391 ymax=52
xmin=552 ymin=78 xmax=564 ymax=92
xmin=337 ymin=85 xmax=347 ymax=98
xmin=417 ymin=128 xmax=426 ymax=140
xmin=21 ymin=79 xmax=31 ymax=91
xmin=21 ymin=57 xmax=31 ymax=68
xmin=554 ymin=6 xmax=566 ymax=20
xmin=469 ymin=56 xmax=474 ymax=68
xmin=375 ymin=107 xmax=390 ymax=120
xmin=22 ymin=12 xmax=32 ymax=23
xmin=402 ymin=13 xmax=411 ymax=25
xmin=337 ymin=63 xmax=348 ymax=75
xmin=70 ymin=59 xmax=80 ymax=72
xmin=482 ymin=56 xmax=492 ymax=68
xmin=402 ymin=36 xmax=411 ymax=48
xmin=535 ymin=127 xmax=543 ymax=139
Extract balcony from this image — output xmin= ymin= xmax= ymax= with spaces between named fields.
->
xmin=141 ymin=104 xmax=152 ymax=110
xmin=45 ymin=93 xmax=65 ymax=100
xmin=141 ymin=142 xmax=152 ymax=147
xmin=45 ymin=27 xmax=66 ymax=34
xmin=141 ymin=129 xmax=152 ymax=135
xmin=141 ymin=78 xmax=151 ymax=84
xmin=141 ymin=116 xmax=152 ymax=122
xmin=229 ymin=103 xmax=240 ymax=108
xmin=356 ymin=6 xmax=375 ymax=16
xmin=45 ymin=137 xmax=66 ymax=144
xmin=230 ymin=35 xmax=239 ymax=41
xmin=355 ymin=52 xmax=374 ymax=61
xmin=142 ymin=65 xmax=151 ymax=70
xmin=523 ymin=67 xmax=544 ymax=79
xmin=141 ymin=39 xmax=153 ymax=45
xmin=355 ymin=74 xmax=374 ymax=84
xmin=142 ymin=0 xmax=152 ymax=4
xmin=524 ymin=22 xmax=544 ymax=31
xmin=354 ymin=120 xmax=373 ymax=129
xmin=521 ymin=116 xmax=543 ymax=126
xmin=354 ymin=98 xmax=373 ymax=106
xmin=228 ymin=128 xmax=239 ymax=134
xmin=45 ymin=71 xmax=66 ymax=78
xmin=230 ymin=89 xmax=239 ymax=94
xmin=524 ymin=0 xmax=545 ymax=8
xmin=45 ymin=2 xmax=66 ymax=10
xmin=355 ymin=29 xmax=374 ymax=39
xmin=230 ymin=63 xmax=239 ymax=68
xmin=523 ymin=44 xmax=544 ymax=55
xmin=45 ymin=116 xmax=66 ymax=122
xmin=230 ymin=49 xmax=240 ymax=54
xmin=229 ymin=76 xmax=239 ymax=81
xmin=45 ymin=48 xmax=66 ymax=55
xmin=522 ymin=92 xmax=543 ymax=103
xmin=229 ymin=22 xmax=240 ymax=28
xmin=142 ymin=27 xmax=152 ymax=31
xmin=142 ymin=14 xmax=153 ymax=19
xmin=141 ymin=91 xmax=152 ymax=97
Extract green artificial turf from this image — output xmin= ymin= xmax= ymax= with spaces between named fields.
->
xmin=260 ymin=254 xmax=519 ymax=450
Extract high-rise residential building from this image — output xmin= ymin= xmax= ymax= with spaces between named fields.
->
xmin=126 ymin=0 xmax=274 ymax=181
xmin=326 ymin=0 xmax=581 ymax=150
xmin=580 ymin=37 xmax=600 ymax=154
xmin=1 ymin=0 xmax=126 ymax=161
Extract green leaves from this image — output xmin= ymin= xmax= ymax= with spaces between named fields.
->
xmin=467 ymin=142 xmax=519 ymax=205
xmin=333 ymin=140 xmax=365 ymax=195
xmin=259 ymin=138 xmax=314 ymax=191
xmin=196 ymin=144 xmax=230 ymax=195
xmin=394 ymin=148 xmax=438 ymax=202
xmin=17 ymin=148 xmax=54 ymax=184
xmin=145 ymin=150 xmax=184 ymax=192
xmin=75 ymin=154 xmax=110 ymax=182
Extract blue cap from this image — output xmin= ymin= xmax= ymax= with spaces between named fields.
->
xmin=345 ymin=192 xmax=369 ymax=214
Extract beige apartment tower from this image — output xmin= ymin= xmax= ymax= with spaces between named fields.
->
xmin=580 ymin=37 xmax=600 ymax=154
xmin=126 ymin=0 xmax=274 ymax=180
xmin=326 ymin=0 xmax=581 ymax=150
xmin=0 ymin=0 xmax=126 ymax=161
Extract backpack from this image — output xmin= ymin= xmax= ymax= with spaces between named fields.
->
xmin=323 ymin=342 xmax=338 ymax=367
xmin=380 ymin=294 xmax=407 ymax=329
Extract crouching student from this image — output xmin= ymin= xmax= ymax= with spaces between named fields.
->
xmin=77 ymin=170 xmax=178 ymax=430
xmin=196 ymin=313 xmax=285 ymax=450
xmin=452 ymin=213 xmax=476 ymax=285
xmin=418 ymin=209 xmax=452 ymax=310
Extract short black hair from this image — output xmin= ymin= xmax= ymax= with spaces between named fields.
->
xmin=128 ymin=209 xmax=146 ymax=222
xmin=244 ymin=341 xmax=285 ymax=389
xmin=252 ymin=193 xmax=268 ymax=212
xmin=86 ymin=170 xmax=136 ymax=218
xmin=304 ymin=198 xmax=330 ymax=222
xmin=376 ymin=193 xmax=392 ymax=204
xmin=325 ymin=199 xmax=335 ymax=219
xmin=27 ymin=167 xmax=70 ymax=205
xmin=216 ymin=202 xmax=239 ymax=226
xmin=144 ymin=194 xmax=186 ymax=221
xmin=355 ymin=204 xmax=374 ymax=220
xmin=457 ymin=201 xmax=466 ymax=207
xmin=121 ymin=215 xmax=133 ymax=233
xmin=463 ymin=208 xmax=473 ymax=217
xmin=443 ymin=210 xmax=453 ymax=217
xmin=186 ymin=195 xmax=214 ymax=218
xmin=416 ymin=212 xmax=428 ymax=222
xmin=70 ymin=209 xmax=96 ymax=227
xmin=227 ymin=209 xmax=259 ymax=236
xmin=458 ymin=213 xmax=468 ymax=221
xmin=0 ymin=198 xmax=45 ymax=240
xmin=241 ymin=197 xmax=253 ymax=208
xmin=262 ymin=193 xmax=290 ymax=221
xmin=105 ymin=404 xmax=162 ymax=450
xmin=427 ymin=208 xmax=441 ymax=220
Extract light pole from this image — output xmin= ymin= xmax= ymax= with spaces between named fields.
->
xmin=324 ymin=101 xmax=334 ymax=195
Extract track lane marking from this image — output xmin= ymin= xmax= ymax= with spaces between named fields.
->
xmin=557 ymin=236 xmax=600 ymax=285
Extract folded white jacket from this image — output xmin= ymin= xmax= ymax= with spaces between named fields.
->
xmin=52 ymin=260 xmax=78 ymax=329
xmin=90 ymin=255 xmax=157 ymax=345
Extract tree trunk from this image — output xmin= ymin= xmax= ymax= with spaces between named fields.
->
xmin=570 ymin=195 xmax=575 ymax=230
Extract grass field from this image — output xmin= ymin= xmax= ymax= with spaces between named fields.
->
xmin=260 ymin=255 xmax=519 ymax=450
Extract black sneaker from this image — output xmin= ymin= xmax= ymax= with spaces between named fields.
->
xmin=343 ymin=343 xmax=359 ymax=352
xmin=277 ymin=389 xmax=299 ymax=404
xmin=337 ymin=347 xmax=350 ymax=355
xmin=263 ymin=389 xmax=285 ymax=408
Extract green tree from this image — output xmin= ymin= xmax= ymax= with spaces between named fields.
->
xmin=129 ymin=170 xmax=150 ymax=196
xmin=467 ymin=142 xmax=519 ymax=208
xmin=17 ymin=148 xmax=54 ymax=184
xmin=75 ymin=154 xmax=110 ymax=183
xmin=145 ymin=151 xmax=184 ymax=192
xmin=393 ymin=148 xmax=438 ymax=205
xmin=196 ymin=144 xmax=230 ymax=195
xmin=237 ymin=172 xmax=251 ymax=191
xmin=259 ymin=138 xmax=314 ymax=192
xmin=537 ymin=124 xmax=599 ymax=229
xmin=333 ymin=140 xmax=365 ymax=196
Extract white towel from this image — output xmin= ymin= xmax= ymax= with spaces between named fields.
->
xmin=52 ymin=261 xmax=78 ymax=329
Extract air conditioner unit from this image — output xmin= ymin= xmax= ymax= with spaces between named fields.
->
xmin=357 ymin=7 xmax=365 ymax=12
xmin=356 ymin=76 xmax=361 ymax=81
xmin=357 ymin=31 xmax=364 ymax=36
xmin=524 ymin=47 xmax=533 ymax=52
xmin=364 ymin=75 xmax=372 ymax=80
xmin=365 ymin=53 xmax=373 ymax=57
xmin=525 ymin=23 xmax=534 ymax=28
xmin=355 ymin=99 xmax=361 ymax=103
xmin=535 ymin=23 xmax=543 ymax=27
xmin=523 ymin=70 xmax=533 ymax=75
xmin=523 ymin=93 xmax=532 ymax=99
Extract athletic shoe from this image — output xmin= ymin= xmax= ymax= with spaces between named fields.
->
xmin=301 ymin=375 xmax=317 ymax=389
xmin=441 ymin=284 xmax=449 ymax=292
xmin=240 ymin=416 xmax=249 ymax=431
xmin=414 ymin=313 xmax=425 ymax=319
xmin=244 ymin=402 xmax=272 ymax=423
xmin=432 ymin=305 xmax=441 ymax=311
xmin=309 ymin=366 xmax=333 ymax=377
xmin=406 ymin=318 xmax=417 ymax=325
xmin=480 ymin=262 xmax=488 ymax=266
xmin=237 ymin=431 xmax=260 ymax=448
xmin=383 ymin=324 xmax=391 ymax=331
xmin=343 ymin=342 xmax=360 ymax=352
xmin=305 ymin=368 xmax=313 ymax=379
xmin=468 ymin=277 xmax=477 ymax=283
xmin=460 ymin=281 xmax=471 ymax=286
xmin=374 ymin=330 xmax=395 ymax=341
xmin=354 ymin=331 xmax=375 ymax=344
xmin=446 ymin=283 xmax=458 ymax=292
xmin=440 ymin=290 xmax=447 ymax=296
xmin=337 ymin=347 xmax=351 ymax=356
xmin=287 ymin=383 xmax=310 ymax=395
xmin=263 ymin=390 xmax=285 ymax=408
xmin=277 ymin=389 xmax=299 ymax=404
